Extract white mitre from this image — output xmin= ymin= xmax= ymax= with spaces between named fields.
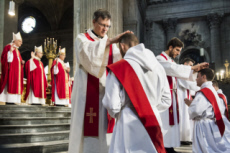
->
xmin=34 ymin=45 xmax=43 ymax=53
xmin=12 ymin=32 xmax=22 ymax=41
xmin=59 ymin=48 xmax=66 ymax=55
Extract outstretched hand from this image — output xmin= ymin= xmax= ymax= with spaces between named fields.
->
xmin=106 ymin=30 xmax=133 ymax=47
xmin=192 ymin=62 xmax=209 ymax=72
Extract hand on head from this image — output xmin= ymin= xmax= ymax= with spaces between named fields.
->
xmin=106 ymin=30 xmax=133 ymax=47
xmin=192 ymin=62 xmax=209 ymax=72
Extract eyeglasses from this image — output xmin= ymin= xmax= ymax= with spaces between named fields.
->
xmin=97 ymin=22 xmax=111 ymax=29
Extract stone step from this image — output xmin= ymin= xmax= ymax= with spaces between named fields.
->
xmin=0 ymin=111 xmax=71 ymax=117
xmin=0 ymin=117 xmax=70 ymax=125
xmin=0 ymin=105 xmax=71 ymax=112
xmin=0 ymin=124 xmax=70 ymax=134
xmin=0 ymin=131 xmax=69 ymax=144
xmin=0 ymin=140 xmax=69 ymax=153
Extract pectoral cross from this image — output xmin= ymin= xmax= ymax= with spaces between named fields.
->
xmin=86 ymin=107 xmax=96 ymax=123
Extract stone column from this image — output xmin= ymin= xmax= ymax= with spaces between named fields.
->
xmin=0 ymin=0 xmax=5 ymax=55
xmin=207 ymin=13 xmax=223 ymax=70
xmin=145 ymin=20 xmax=154 ymax=51
xmin=162 ymin=18 xmax=177 ymax=44
xmin=73 ymin=0 xmax=123 ymax=72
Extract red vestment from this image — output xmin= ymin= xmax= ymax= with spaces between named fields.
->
xmin=0 ymin=44 xmax=23 ymax=94
xmin=25 ymin=58 xmax=47 ymax=100
xmin=199 ymin=88 xmax=225 ymax=136
xmin=108 ymin=59 xmax=166 ymax=153
xmin=51 ymin=59 xmax=70 ymax=102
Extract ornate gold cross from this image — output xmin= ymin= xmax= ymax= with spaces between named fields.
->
xmin=86 ymin=107 xmax=96 ymax=123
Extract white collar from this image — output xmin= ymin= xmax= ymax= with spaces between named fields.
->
xmin=33 ymin=56 xmax=41 ymax=61
xmin=57 ymin=58 xmax=64 ymax=65
xmin=10 ymin=43 xmax=19 ymax=49
xmin=217 ymin=89 xmax=223 ymax=94
xmin=162 ymin=51 xmax=173 ymax=61
xmin=87 ymin=29 xmax=108 ymax=41
xmin=201 ymin=81 xmax=213 ymax=89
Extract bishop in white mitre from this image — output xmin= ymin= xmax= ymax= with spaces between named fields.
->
xmin=25 ymin=46 xmax=47 ymax=105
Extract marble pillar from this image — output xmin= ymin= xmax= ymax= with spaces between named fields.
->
xmin=207 ymin=13 xmax=223 ymax=70
xmin=73 ymin=0 xmax=123 ymax=72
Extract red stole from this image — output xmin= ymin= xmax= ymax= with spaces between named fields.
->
xmin=199 ymin=88 xmax=225 ymax=136
xmin=83 ymin=32 xmax=115 ymax=136
xmin=51 ymin=60 xmax=69 ymax=102
xmin=160 ymin=53 xmax=179 ymax=125
xmin=25 ymin=59 xmax=47 ymax=100
xmin=0 ymin=44 xmax=24 ymax=94
xmin=218 ymin=93 xmax=229 ymax=120
xmin=107 ymin=59 xmax=166 ymax=153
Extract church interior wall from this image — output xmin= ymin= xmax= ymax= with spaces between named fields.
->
xmin=17 ymin=1 xmax=74 ymax=77
xmin=145 ymin=21 xmax=165 ymax=56
xmin=220 ymin=14 xmax=230 ymax=65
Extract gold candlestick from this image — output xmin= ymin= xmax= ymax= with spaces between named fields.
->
xmin=224 ymin=60 xmax=229 ymax=78
xmin=44 ymin=37 xmax=58 ymax=83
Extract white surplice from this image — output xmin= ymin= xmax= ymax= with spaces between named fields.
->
xmin=68 ymin=29 xmax=121 ymax=153
xmin=189 ymin=81 xmax=230 ymax=153
xmin=177 ymin=79 xmax=200 ymax=142
xmin=216 ymin=89 xmax=230 ymax=150
xmin=0 ymin=47 xmax=21 ymax=103
xmin=156 ymin=51 xmax=197 ymax=148
xmin=102 ymin=44 xmax=171 ymax=153
xmin=53 ymin=58 xmax=69 ymax=106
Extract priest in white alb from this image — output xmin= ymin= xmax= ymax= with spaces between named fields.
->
xmin=156 ymin=37 xmax=209 ymax=153
xmin=0 ymin=32 xmax=24 ymax=104
xmin=177 ymin=58 xmax=200 ymax=145
xmin=185 ymin=68 xmax=230 ymax=153
xmin=68 ymin=9 xmax=131 ymax=153
xmin=213 ymin=80 xmax=230 ymax=148
xmin=103 ymin=33 xmax=171 ymax=153
xmin=25 ymin=46 xmax=47 ymax=105
xmin=51 ymin=48 xmax=71 ymax=106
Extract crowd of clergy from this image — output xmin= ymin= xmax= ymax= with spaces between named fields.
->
xmin=0 ymin=32 xmax=72 ymax=107
xmin=1 ymin=8 xmax=230 ymax=153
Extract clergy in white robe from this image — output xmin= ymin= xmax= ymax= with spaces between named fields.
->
xmin=177 ymin=58 xmax=200 ymax=144
xmin=102 ymin=33 xmax=171 ymax=153
xmin=156 ymin=38 xmax=208 ymax=152
xmin=185 ymin=68 xmax=230 ymax=153
xmin=25 ymin=46 xmax=47 ymax=105
xmin=68 ymin=9 xmax=130 ymax=153
xmin=212 ymin=81 xmax=230 ymax=149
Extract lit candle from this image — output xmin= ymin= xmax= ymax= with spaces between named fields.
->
xmin=221 ymin=70 xmax=225 ymax=80
xmin=216 ymin=73 xmax=219 ymax=80
xmin=200 ymin=48 xmax=204 ymax=56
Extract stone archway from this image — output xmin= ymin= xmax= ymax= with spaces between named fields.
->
xmin=179 ymin=46 xmax=210 ymax=64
